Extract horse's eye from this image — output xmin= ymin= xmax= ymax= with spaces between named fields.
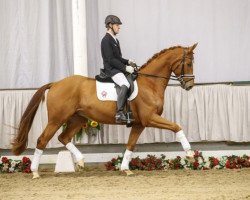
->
xmin=187 ymin=63 xmax=192 ymax=67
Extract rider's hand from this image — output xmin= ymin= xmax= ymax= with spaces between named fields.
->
xmin=126 ymin=65 xmax=135 ymax=74
xmin=128 ymin=59 xmax=137 ymax=67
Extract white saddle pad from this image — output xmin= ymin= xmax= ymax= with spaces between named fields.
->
xmin=96 ymin=80 xmax=138 ymax=101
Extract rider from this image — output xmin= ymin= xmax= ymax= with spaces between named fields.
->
xmin=101 ymin=15 xmax=136 ymax=123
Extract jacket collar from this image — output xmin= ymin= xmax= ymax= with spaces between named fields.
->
xmin=106 ymin=32 xmax=119 ymax=44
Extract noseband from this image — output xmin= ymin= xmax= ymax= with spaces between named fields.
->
xmin=136 ymin=49 xmax=195 ymax=84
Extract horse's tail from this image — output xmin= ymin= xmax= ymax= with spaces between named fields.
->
xmin=12 ymin=83 xmax=53 ymax=155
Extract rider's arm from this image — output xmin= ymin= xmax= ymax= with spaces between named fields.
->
xmin=120 ymin=57 xmax=129 ymax=65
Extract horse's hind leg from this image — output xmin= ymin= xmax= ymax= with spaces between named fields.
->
xmin=31 ymin=122 xmax=62 ymax=179
xmin=121 ymin=125 xmax=145 ymax=175
xmin=58 ymin=114 xmax=87 ymax=170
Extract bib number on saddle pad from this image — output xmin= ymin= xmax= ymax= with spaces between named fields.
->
xmin=96 ymin=81 xmax=138 ymax=101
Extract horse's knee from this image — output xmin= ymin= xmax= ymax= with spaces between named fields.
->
xmin=58 ymin=134 xmax=70 ymax=145
xmin=173 ymin=125 xmax=182 ymax=133
xmin=37 ymin=137 xmax=47 ymax=149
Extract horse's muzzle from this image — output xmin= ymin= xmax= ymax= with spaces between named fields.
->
xmin=185 ymin=85 xmax=193 ymax=91
xmin=182 ymin=79 xmax=194 ymax=91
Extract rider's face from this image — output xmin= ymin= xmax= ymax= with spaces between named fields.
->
xmin=112 ymin=24 xmax=120 ymax=34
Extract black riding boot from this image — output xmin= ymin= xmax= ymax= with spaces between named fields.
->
xmin=115 ymin=85 xmax=128 ymax=123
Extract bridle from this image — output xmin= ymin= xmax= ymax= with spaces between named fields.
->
xmin=135 ymin=50 xmax=195 ymax=84
xmin=171 ymin=50 xmax=195 ymax=84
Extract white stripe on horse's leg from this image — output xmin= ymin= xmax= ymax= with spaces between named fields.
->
xmin=31 ymin=148 xmax=43 ymax=179
xmin=176 ymin=130 xmax=191 ymax=151
xmin=176 ymin=130 xmax=194 ymax=158
xmin=120 ymin=149 xmax=133 ymax=170
xmin=66 ymin=142 xmax=84 ymax=167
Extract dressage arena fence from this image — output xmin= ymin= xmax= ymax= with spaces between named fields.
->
xmin=1 ymin=149 xmax=250 ymax=173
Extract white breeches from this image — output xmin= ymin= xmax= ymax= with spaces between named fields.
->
xmin=112 ymin=73 xmax=130 ymax=88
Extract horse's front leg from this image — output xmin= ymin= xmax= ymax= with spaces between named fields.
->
xmin=148 ymin=114 xmax=194 ymax=159
xmin=121 ymin=125 xmax=145 ymax=175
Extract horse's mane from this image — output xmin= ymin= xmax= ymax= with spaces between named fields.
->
xmin=140 ymin=45 xmax=187 ymax=69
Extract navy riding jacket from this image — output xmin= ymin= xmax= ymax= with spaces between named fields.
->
xmin=101 ymin=33 xmax=129 ymax=77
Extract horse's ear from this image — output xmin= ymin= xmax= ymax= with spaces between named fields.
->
xmin=189 ymin=43 xmax=198 ymax=52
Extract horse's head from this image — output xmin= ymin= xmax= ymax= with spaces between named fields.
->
xmin=171 ymin=43 xmax=198 ymax=91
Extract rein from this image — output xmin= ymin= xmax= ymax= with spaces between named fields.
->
xmin=136 ymin=72 xmax=179 ymax=81
xmin=135 ymin=50 xmax=195 ymax=83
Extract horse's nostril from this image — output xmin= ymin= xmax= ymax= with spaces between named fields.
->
xmin=186 ymin=86 xmax=193 ymax=91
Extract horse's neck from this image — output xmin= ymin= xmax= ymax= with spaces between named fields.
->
xmin=140 ymin=51 xmax=173 ymax=92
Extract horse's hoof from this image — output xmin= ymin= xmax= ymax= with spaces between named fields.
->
xmin=76 ymin=165 xmax=84 ymax=172
xmin=32 ymin=172 xmax=40 ymax=179
xmin=186 ymin=156 xmax=195 ymax=162
xmin=186 ymin=150 xmax=195 ymax=162
xmin=76 ymin=160 xmax=85 ymax=172
xmin=122 ymin=170 xmax=134 ymax=176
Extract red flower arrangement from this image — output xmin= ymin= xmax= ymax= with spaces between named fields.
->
xmin=105 ymin=156 xmax=123 ymax=171
xmin=20 ymin=156 xmax=32 ymax=173
xmin=105 ymin=151 xmax=250 ymax=171
xmin=131 ymin=155 xmax=164 ymax=171
xmin=183 ymin=150 xmax=209 ymax=170
xmin=0 ymin=156 xmax=31 ymax=173
xmin=209 ymin=157 xmax=220 ymax=168
xmin=105 ymin=155 xmax=164 ymax=171
xmin=167 ymin=156 xmax=184 ymax=170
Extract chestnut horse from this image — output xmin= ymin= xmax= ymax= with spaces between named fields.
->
xmin=12 ymin=43 xmax=197 ymax=178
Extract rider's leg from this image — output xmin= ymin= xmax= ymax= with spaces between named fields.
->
xmin=116 ymin=85 xmax=128 ymax=122
xmin=111 ymin=73 xmax=130 ymax=123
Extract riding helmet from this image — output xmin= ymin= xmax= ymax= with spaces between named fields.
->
xmin=105 ymin=15 xmax=122 ymax=27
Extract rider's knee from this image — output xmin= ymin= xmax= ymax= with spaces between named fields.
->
xmin=123 ymin=81 xmax=130 ymax=89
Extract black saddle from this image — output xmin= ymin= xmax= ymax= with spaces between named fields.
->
xmin=95 ymin=69 xmax=113 ymax=82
